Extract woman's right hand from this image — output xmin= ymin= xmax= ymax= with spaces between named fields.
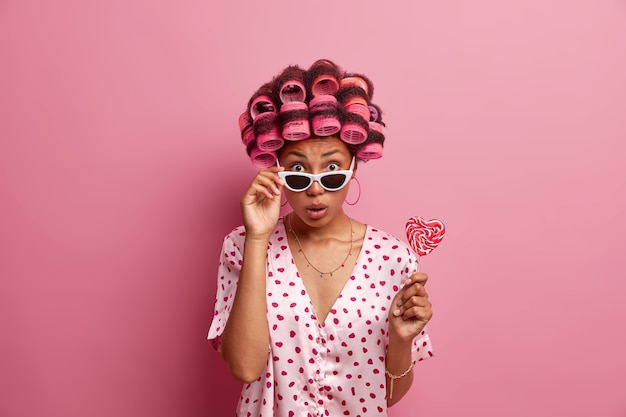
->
xmin=240 ymin=167 xmax=285 ymax=239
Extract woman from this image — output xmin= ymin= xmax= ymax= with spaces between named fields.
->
xmin=208 ymin=60 xmax=433 ymax=416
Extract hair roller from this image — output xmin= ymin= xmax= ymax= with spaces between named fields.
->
xmin=238 ymin=110 xmax=252 ymax=131
xmin=311 ymin=109 xmax=343 ymax=137
xmin=273 ymin=65 xmax=307 ymax=104
xmin=340 ymin=112 xmax=369 ymax=145
xmin=344 ymin=102 xmax=370 ymax=122
xmin=356 ymin=125 xmax=385 ymax=160
xmin=336 ymin=85 xmax=369 ymax=107
xmin=238 ymin=111 xmax=255 ymax=146
xmin=305 ymin=59 xmax=343 ymax=98
xmin=356 ymin=142 xmax=383 ymax=161
xmin=338 ymin=86 xmax=370 ymax=128
xmin=241 ymin=125 xmax=255 ymax=146
xmin=368 ymin=104 xmax=382 ymax=123
xmin=238 ymin=59 xmax=387 ymax=166
xmin=309 ymin=95 xmax=342 ymax=136
xmin=250 ymin=95 xmax=277 ymax=121
xmin=253 ymin=112 xmax=284 ymax=151
xmin=310 ymin=94 xmax=337 ymax=112
xmin=278 ymin=102 xmax=310 ymax=141
xmin=310 ymin=109 xmax=342 ymax=137
xmin=248 ymin=82 xmax=277 ymax=120
xmin=369 ymin=121 xmax=385 ymax=137
xmin=340 ymin=74 xmax=374 ymax=99
xmin=247 ymin=142 xmax=277 ymax=169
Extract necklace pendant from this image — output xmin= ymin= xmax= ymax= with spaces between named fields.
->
xmin=288 ymin=214 xmax=354 ymax=281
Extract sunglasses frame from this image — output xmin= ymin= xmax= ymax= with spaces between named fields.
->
xmin=277 ymin=157 xmax=355 ymax=192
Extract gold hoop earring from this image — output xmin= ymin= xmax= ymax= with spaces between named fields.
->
xmin=344 ymin=177 xmax=361 ymax=206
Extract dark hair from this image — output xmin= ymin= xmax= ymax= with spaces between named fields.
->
xmin=239 ymin=59 xmax=386 ymax=169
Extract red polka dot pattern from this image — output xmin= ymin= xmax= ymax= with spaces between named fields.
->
xmin=208 ymin=221 xmax=433 ymax=416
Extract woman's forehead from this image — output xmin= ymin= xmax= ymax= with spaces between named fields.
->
xmin=280 ymin=137 xmax=350 ymax=158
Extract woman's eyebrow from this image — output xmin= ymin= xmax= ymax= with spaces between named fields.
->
xmin=321 ymin=150 xmax=341 ymax=158
xmin=284 ymin=151 xmax=308 ymax=158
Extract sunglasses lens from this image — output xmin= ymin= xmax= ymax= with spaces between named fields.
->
xmin=285 ymin=174 xmax=312 ymax=190
xmin=320 ymin=174 xmax=348 ymax=190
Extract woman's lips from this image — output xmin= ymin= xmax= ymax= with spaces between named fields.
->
xmin=306 ymin=205 xmax=327 ymax=219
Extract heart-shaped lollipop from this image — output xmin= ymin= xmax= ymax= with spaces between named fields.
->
xmin=405 ymin=216 xmax=446 ymax=258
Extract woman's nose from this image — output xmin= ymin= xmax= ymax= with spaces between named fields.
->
xmin=306 ymin=179 xmax=325 ymax=195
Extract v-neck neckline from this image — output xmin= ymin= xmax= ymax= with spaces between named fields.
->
xmin=278 ymin=218 xmax=370 ymax=328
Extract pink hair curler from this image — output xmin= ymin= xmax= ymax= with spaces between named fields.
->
xmin=279 ymin=80 xmax=306 ymax=103
xmin=368 ymin=105 xmax=380 ymax=122
xmin=239 ymin=111 xmax=255 ymax=146
xmin=340 ymin=124 xmax=367 ymax=144
xmin=342 ymin=95 xmax=368 ymax=108
xmin=250 ymin=95 xmax=277 ymax=121
xmin=369 ymin=121 xmax=384 ymax=134
xmin=254 ymin=112 xmax=284 ymax=151
xmin=310 ymin=95 xmax=341 ymax=136
xmin=312 ymin=116 xmax=341 ymax=137
xmin=356 ymin=142 xmax=383 ymax=161
xmin=340 ymin=76 xmax=369 ymax=95
xmin=311 ymin=74 xmax=340 ymax=97
xmin=340 ymin=113 xmax=368 ymax=145
xmin=249 ymin=146 xmax=277 ymax=169
xmin=280 ymin=102 xmax=310 ymax=141
xmin=345 ymin=103 xmax=370 ymax=122
xmin=310 ymin=95 xmax=338 ymax=111
xmin=241 ymin=125 xmax=255 ymax=146
xmin=239 ymin=111 xmax=252 ymax=131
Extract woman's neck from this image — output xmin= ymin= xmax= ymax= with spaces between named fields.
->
xmin=286 ymin=211 xmax=351 ymax=242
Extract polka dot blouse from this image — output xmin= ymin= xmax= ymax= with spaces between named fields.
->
xmin=208 ymin=221 xmax=433 ymax=417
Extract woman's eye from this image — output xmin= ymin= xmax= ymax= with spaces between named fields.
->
xmin=291 ymin=163 xmax=305 ymax=172
xmin=327 ymin=163 xmax=340 ymax=171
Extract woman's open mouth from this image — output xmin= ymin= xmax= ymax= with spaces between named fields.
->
xmin=306 ymin=205 xmax=327 ymax=219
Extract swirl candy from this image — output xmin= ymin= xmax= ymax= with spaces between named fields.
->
xmin=405 ymin=216 xmax=446 ymax=257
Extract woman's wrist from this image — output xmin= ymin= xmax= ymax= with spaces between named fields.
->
xmin=385 ymin=334 xmax=414 ymax=402
xmin=386 ymin=332 xmax=413 ymax=366
xmin=244 ymin=233 xmax=272 ymax=246
xmin=388 ymin=327 xmax=416 ymax=347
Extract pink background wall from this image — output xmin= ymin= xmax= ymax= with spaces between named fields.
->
xmin=1 ymin=1 xmax=625 ymax=416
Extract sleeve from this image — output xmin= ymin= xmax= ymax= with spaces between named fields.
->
xmin=207 ymin=229 xmax=244 ymax=352
xmin=411 ymin=329 xmax=434 ymax=364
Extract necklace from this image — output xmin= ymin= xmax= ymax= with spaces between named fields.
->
xmin=288 ymin=214 xmax=354 ymax=277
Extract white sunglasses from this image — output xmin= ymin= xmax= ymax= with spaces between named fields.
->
xmin=277 ymin=157 xmax=355 ymax=192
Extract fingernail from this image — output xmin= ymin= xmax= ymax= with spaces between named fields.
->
xmin=393 ymin=309 xmax=401 ymax=316
xmin=396 ymin=299 xmax=402 ymax=306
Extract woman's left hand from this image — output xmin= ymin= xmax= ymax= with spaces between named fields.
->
xmin=388 ymin=272 xmax=433 ymax=342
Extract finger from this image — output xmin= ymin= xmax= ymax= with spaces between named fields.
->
xmin=408 ymin=272 xmax=428 ymax=286
xmin=395 ymin=282 xmax=428 ymax=307
xmin=243 ymin=182 xmax=275 ymax=202
xmin=250 ymin=172 xmax=283 ymax=199
xmin=390 ymin=288 xmax=406 ymax=317
xmin=261 ymin=166 xmax=286 ymax=187
xmin=402 ymin=305 xmax=432 ymax=322
xmin=399 ymin=293 xmax=431 ymax=318
xmin=401 ymin=295 xmax=430 ymax=311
